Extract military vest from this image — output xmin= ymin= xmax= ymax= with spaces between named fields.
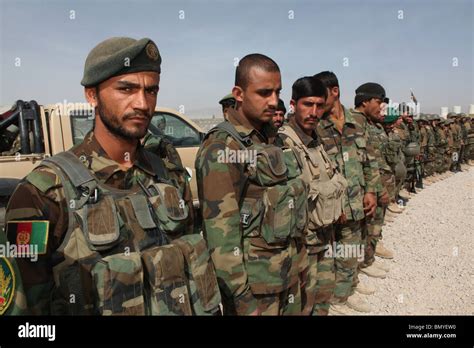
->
xmin=34 ymin=151 xmax=221 ymax=316
xmin=278 ymin=125 xmax=346 ymax=228
xmin=206 ymin=121 xmax=308 ymax=294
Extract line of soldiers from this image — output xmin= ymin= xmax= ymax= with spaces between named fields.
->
xmin=1 ymin=36 xmax=473 ymax=316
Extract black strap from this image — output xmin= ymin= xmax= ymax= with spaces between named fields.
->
xmin=144 ymin=150 xmax=169 ymax=181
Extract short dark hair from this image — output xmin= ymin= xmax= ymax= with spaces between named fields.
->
xmin=313 ymin=71 xmax=339 ymax=89
xmin=235 ymin=53 xmax=280 ymax=90
xmin=277 ymin=99 xmax=286 ymax=114
xmin=291 ymin=76 xmax=327 ymax=102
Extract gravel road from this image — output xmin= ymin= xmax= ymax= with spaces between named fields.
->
xmin=352 ymin=167 xmax=474 ymax=315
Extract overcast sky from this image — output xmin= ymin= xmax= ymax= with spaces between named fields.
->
xmin=1 ymin=0 xmax=473 ymax=117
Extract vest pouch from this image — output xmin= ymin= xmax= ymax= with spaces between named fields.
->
xmin=260 ymin=184 xmax=296 ymax=244
xmin=82 ymin=195 xmax=123 ymax=251
xmin=147 ymin=182 xmax=189 ymax=236
xmin=91 ymin=252 xmax=145 ymax=315
xmin=141 ymin=244 xmax=192 ymax=315
xmin=250 ymin=145 xmax=287 ymax=186
xmin=308 ymin=173 xmax=347 ymax=227
xmin=171 ymin=234 xmax=221 ymax=315
xmin=240 ymin=195 xmax=264 ymax=237
xmin=354 ymin=136 xmax=368 ymax=162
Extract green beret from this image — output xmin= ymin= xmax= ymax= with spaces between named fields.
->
xmin=81 ymin=37 xmax=161 ymax=87
xmin=219 ymin=93 xmax=235 ymax=106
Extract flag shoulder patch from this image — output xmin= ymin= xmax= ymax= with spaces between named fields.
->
xmin=6 ymin=220 xmax=49 ymax=255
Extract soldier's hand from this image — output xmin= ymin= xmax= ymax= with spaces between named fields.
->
xmin=379 ymin=191 xmax=390 ymax=206
xmin=363 ymin=192 xmax=377 ymax=217
xmin=336 ymin=212 xmax=347 ymax=224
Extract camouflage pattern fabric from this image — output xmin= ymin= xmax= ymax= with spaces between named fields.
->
xmin=196 ymin=108 xmax=306 ymax=315
xmin=316 ymin=106 xmax=380 ymax=303
xmin=2 ymin=131 xmax=219 ymax=315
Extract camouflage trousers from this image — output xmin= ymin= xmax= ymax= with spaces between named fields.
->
xmin=330 ymin=220 xmax=362 ymax=303
xmin=381 ymin=170 xmax=396 ymax=202
xmin=362 ymin=206 xmax=385 ymax=268
xmin=450 ymin=147 xmax=461 ymax=171
xmin=254 ymin=280 xmax=302 ymax=315
xmin=435 ymin=150 xmax=446 ymax=173
xmin=301 ymin=225 xmax=335 ymax=316
xmin=443 ymin=152 xmax=452 ymax=172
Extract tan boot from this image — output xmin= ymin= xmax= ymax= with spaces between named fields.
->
xmin=328 ymin=303 xmax=351 ymax=315
xmin=355 ymin=282 xmax=376 ymax=295
xmin=384 ymin=215 xmax=395 ymax=223
xmin=346 ymin=293 xmax=372 ymax=313
xmin=399 ymin=189 xmax=410 ymax=200
xmin=468 ymin=160 xmax=474 ymax=166
xmin=373 ymin=260 xmax=390 ymax=272
xmin=387 ymin=202 xmax=403 ymax=214
xmin=375 ymin=241 xmax=394 ymax=259
xmin=360 ymin=264 xmax=387 ymax=279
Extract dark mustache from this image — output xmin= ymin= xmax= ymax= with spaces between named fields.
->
xmin=123 ymin=111 xmax=152 ymax=120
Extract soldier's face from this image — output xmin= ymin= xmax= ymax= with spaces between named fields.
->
xmin=323 ymin=86 xmax=338 ymax=114
xmin=233 ymin=67 xmax=281 ymax=129
xmin=88 ymin=72 xmax=160 ymax=140
xmin=272 ymin=110 xmax=285 ymax=128
xmin=364 ymin=98 xmax=383 ymax=120
xmin=292 ymin=96 xmax=326 ymax=134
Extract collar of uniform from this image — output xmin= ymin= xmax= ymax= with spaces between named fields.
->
xmin=72 ymin=131 xmax=155 ymax=181
xmin=226 ymin=108 xmax=276 ymax=144
xmin=288 ymin=117 xmax=319 ymax=147
xmin=319 ymin=104 xmax=357 ymax=129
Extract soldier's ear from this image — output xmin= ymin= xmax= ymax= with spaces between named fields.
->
xmin=85 ymin=87 xmax=98 ymax=107
xmin=232 ymin=86 xmax=243 ymax=103
xmin=289 ymin=99 xmax=296 ymax=114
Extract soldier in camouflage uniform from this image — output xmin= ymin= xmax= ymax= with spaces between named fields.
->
xmin=393 ymin=106 xmax=411 ymax=196
xmin=447 ymin=113 xmax=462 ymax=172
xmin=384 ymin=113 xmax=408 ymax=206
xmin=467 ymin=114 xmax=474 ymax=164
xmin=434 ymin=117 xmax=449 ymax=175
xmin=219 ymin=93 xmax=236 ymax=120
xmin=458 ymin=113 xmax=469 ymax=166
xmin=423 ymin=115 xmax=438 ymax=181
xmin=351 ymin=85 xmax=395 ymax=281
xmin=2 ymin=37 xmax=221 ymax=315
xmin=314 ymin=74 xmax=380 ymax=313
xmin=441 ymin=119 xmax=454 ymax=172
xmin=196 ymin=54 xmax=307 ymax=315
xmin=272 ymin=98 xmax=286 ymax=129
xmin=278 ymin=77 xmax=347 ymax=316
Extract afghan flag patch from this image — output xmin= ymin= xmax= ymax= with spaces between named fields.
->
xmin=0 ymin=258 xmax=15 ymax=315
xmin=6 ymin=221 xmax=49 ymax=255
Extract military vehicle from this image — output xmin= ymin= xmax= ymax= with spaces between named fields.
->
xmin=0 ymin=100 xmax=205 ymax=226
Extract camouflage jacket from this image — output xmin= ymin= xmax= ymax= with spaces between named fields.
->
xmin=384 ymin=129 xmax=405 ymax=168
xmin=196 ymin=108 xmax=305 ymax=315
xmin=3 ymin=131 xmax=195 ymax=315
xmin=407 ymin=122 xmax=420 ymax=144
xmin=449 ymin=124 xmax=462 ymax=148
xmin=316 ymin=106 xmax=381 ymax=221
xmin=436 ymin=127 xmax=448 ymax=149
xmin=394 ymin=122 xmax=410 ymax=145
xmin=419 ymin=125 xmax=428 ymax=149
